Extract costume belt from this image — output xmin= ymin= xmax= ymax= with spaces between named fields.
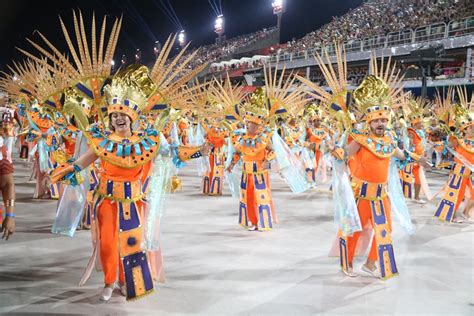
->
xmin=96 ymin=178 xmax=144 ymax=202
xmin=350 ymin=176 xmax=388 ymax=201
xmin=242 ymin=161 xmax=268 ymax=174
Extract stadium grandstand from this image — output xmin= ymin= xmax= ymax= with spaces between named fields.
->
xmin=182 ymin=0 xmax=474 ymax=97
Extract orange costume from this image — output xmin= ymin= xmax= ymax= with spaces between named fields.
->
xmin=202 ymin=121 xmax=228 ymax=195
xmin=232 ymin=130 xmax=276 ymax=230
xmin=51 ymin=65 xmax=206 ymax=300
xmin=304 ymin=126 xmax=328 ymax=183
xmin=400 ymin=127 xmax=425 ymax=198
xmin=340 ymin=130 xmax=398 ymax=279
xmin=435 ymin=135 xmax=474 ymax=222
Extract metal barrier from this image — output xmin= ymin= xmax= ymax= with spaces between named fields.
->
xmin=270 ymin=15 xmax=474 ymax=63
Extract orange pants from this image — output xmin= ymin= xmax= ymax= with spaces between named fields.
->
xmin=346 ymin=198 xmax=392 ymax=265
xmin=98 ymin=199 xmax=125 ymax=285
xmin=412 ymin=165 xmax=421 ymax=185
xmin=454 ymin=177 xmax=474 ymax=212
xmin=244 ymin=173 xmax=275 ymax=226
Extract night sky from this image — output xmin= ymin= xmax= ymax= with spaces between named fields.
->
xmin=0 ymin=0 xmax=363 ymax=71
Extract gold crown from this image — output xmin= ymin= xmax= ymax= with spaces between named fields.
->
xmin=104 ymin=64 xmax=156 ymax=121
xmin=405 ymin=96 xmax=428 ymax=125
xmin=244 ymin=87 xmax=269 ymax=125
xmin=305 ymin=102 xmax=323 ymax=119
xmin=353 ymin=75 xmax=392 ymax=122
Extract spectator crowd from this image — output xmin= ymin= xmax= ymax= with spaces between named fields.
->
xmin=279 ymin=0 xmax=474 ymax=55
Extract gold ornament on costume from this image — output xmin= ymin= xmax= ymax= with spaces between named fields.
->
xmin=171 ymin=176 xmax=182 ymax=192
xmin=63 ymin=87 xmax=93 ymax=131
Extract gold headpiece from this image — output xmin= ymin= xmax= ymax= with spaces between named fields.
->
xmin=296 ymin=43 xmax=354 ymax=131
xmin=211 ymin=74 xmax=247 ymax=122
xmin=305 ymin=102 xmax=324 ymax=120
xmin=352 ymin=54 xmax=404 ymax=122
xmin=353 ymin=75 xmax=392 ymax=122
xmin=104 ymin=64 xmax=156 ymax=121
xmin=244 ymin=87 xmax=269 ymax=125
xmin=296 ymin=43 xmax=350 ymax=114
xmin=404 ymin=96 xmax=429 ymax=125
xmin=452 ymin=87 xmax=474 ymax=132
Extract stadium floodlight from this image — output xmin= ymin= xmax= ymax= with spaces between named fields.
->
xmin=272 ymin=0 xmax=285 ymax=14
xmin=178 ymin=30 xmax=186 ymax=47
xmin=214 ymin=14 xmax=224 ymax=36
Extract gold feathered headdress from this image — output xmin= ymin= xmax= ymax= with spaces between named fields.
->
xmin=353 ymin=54 xmax=404 ymax=122
xmin=0 ymin=58 xmax=72 ymax=111
xmin=18 ymin=10 xmax=122 ymax=125
xmin=146 ymin=34 xmax=208 ymax=115
xmin=407 ymin=96 xmax=429 ymax=125
xmin=452 ymin=87 xmax=474 ymax=132
xmin=305 ymin=102 xmax=324 ymax=120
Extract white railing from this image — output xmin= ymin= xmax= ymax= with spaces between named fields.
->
xmin=270 ymin=16 xmax=474 ymax=64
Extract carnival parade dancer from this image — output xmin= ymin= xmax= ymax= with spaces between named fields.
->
xmin=50 ymin=64 xmax=210 ymax=301
xmin=298 ymin=47 xmax=421 ymax=279
xmin=426 ymin=113 xmax=446 ymax=168
xmin=434 ymin=88 xmax=474 ymax=223
xmin=218 ymin=67 xmax=309 ymax=231
xmin=187 ymin=85 xmax=231 ymax=196
xmin=201 ymin=116 xmax=229 ymax=196
xmin=0 ymin=96 xmax=22 ymax=162
xmin=11 ymin=10 xmax=210 ymax=301
xmin=400 ymin=96 xmax=431 ymax=203
xmin=303 ymin=103 xmax=330 ymax=185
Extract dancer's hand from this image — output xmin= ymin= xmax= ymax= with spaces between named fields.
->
xmin=2 ymin=217 xmax=15 ymax=241
xmin=262 ymin=160 xmax=271 ymax=170
xmin=418 ymin=157 xmax=432 ymax=169
xmin=201 ymin=143 xmax=213 ymax=156
xmin=226 ymin=164 xmax=234 ymax=173
xmin=326 ymin=139 xmax=335 ymax=151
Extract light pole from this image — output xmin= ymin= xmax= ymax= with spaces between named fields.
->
xmin=214 ymin=14 xmax=225 ymax=44
xmin=272 ymin=0 xmax=285 ymax=42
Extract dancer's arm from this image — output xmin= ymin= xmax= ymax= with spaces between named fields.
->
xmin=49 ymin=149 xmax=98 ymax=184
xmin=1 ymin=173 xmax=15 ymax=241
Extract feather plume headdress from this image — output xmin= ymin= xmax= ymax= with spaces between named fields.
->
xmin=146 ymin=34 xmax=208 ymax=115
xmin=18 ymin=11 xmax=122 ymax=126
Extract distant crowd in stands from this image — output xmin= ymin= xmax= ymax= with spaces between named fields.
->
xmin=174 ymin=0 xmax=473 ymax=75
xmin=170 ymin=27 xmax=277 ymax=72
xmin=278 ymin=0 xmax=474 ymax=55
